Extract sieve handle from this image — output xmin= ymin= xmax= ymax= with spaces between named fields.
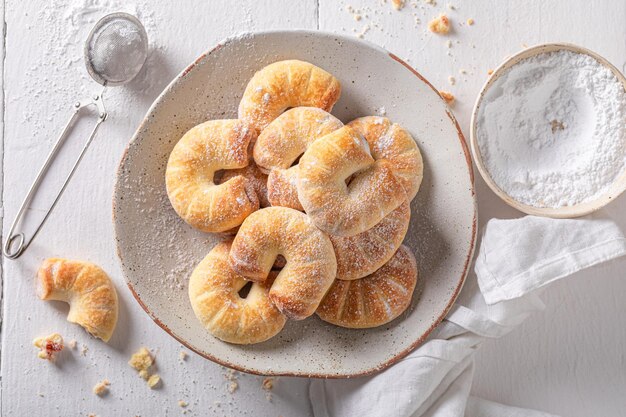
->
xmin=3 ymin=92 xmax=108 ymax=259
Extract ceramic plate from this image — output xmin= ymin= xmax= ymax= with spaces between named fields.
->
xmin=113 ymin=30 xmax=476 ymax=378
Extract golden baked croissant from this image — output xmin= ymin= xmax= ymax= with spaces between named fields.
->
xmin=331 ymin=200 xmax=410 ymax=281
xmin=229 ymin=207 xmax=337 ymax=320
xmin=188 ymin=241 xmax=286 ymax=344
xmin=238 ymin=60 xmax=341 ymax=134
xmin=254 ymin=107 xmax=343 ymax=210
xmin=297 ymin=126 xmax=407 ymax=236
xmin=37 ymin=258 xmax=119 ymax=342
xmin=348 ymin=116 xmax=423 ymax=201
xmin=316 ymin=245 xmax=418 ymax=329
xmin=166 ymin=119 xmax=259 ymax=233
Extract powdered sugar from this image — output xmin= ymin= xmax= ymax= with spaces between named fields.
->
xmin=476 ymin=50 xmax=626 ymax=208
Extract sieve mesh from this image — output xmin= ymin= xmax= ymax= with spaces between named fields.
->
xmin=85 ymin=14 xmax=148 ymax=86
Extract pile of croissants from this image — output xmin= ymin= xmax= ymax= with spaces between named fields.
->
xmin=165 ymin=60 xmax=423 ymax=344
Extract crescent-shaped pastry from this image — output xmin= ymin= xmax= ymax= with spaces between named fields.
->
xmin=331 ymin=200 xmax=410 ymax=281
xmin=238 ymin=60 xmax=341 ymax=134
xmin=188 ymin=241 xmax=286 ymax=344
xmin=254 ymin=107 xmax=343 ymax=210
xmin=348 ymin=116 xmax=423 ymax=200
xmin=316 ymin=245 xmax=418 ymax=329
xmin=37 ymin=258 xmax=119 ymax=342
xmin=166 ymin=119 xmax=259 ymax=233
xmin=297 ymin=126 xmax=407 ymax=236
xmin=229 ymin=207 xmax=337 ymax=320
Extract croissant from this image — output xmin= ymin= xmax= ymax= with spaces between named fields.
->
xmin=229 ymin=207 xmax=337 ymax=320
xmin=297 ymin=126 xmax=407 ymax=236
xmin=348 ymin=116 xmax=423 ymax=201
xmin=37 ymin=258 xmax=119 ymax=342
xmin=331 ymin=200 xmax=410 ymax=281
xmin=238 ymin=60 xmax=341 ymax=134
xmin=166 ymin=119 xmax=259 ymax=233
xmin=254 ymin=107 xmax=343 ymax=210
xmin=188 ymin=241 xmax=286 ymax=344
xmin=316 ymin=245 xmax=418 ymax=329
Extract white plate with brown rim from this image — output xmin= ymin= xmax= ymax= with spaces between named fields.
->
xmin=113 ymin=30 xmax=476 ymax=378
xmin=470 ymin=42 xmax=626 ymax=218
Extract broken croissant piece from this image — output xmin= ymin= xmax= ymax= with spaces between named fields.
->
xmin=36 ymin=258 xmax=119 ymax=342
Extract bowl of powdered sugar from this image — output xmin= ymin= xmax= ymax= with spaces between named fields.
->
xmin=471 ymin=43 xmax=626 ymax=218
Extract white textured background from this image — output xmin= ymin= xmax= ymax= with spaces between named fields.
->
xmin=2 ymin=1 xmax=625 ymax=416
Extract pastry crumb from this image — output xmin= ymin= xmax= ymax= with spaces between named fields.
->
xmin=448 ymin=76 xmax=456 ymax=85
xmin=68 ymin=339 xmax=77 ymax=349
xmin=139 ymin=369 xmax=150 ymax=380
xmin=228 ymin=381 xmax=238 ymax=393
xmin=424 ymin=0 xmax=436 ymax=5
xmin=129 ymin=347 xmax=154 ymax=372
xmin=446 ymin=40 xmax=452 ymax=48
xmin=487 ymin=69 xmax=494 ymax=75
xmin=33 ymin=333 xmax=64 ymax=360
xmin=81 ymin=344 xmax=88 ymax=356
xmin=92 ymin=379 xmax=110 ymax=396
xmin=262 ymin=377 xmax=275 ymax=391
xmin=447 ymin=3 xmax=455 ymax=10
xmin=147 ymin=374 xmax=161 ymax=389
xmin=439 ymin=90 xmax=455 ymax=105
xmin=459 ymin=68 xmax=467 ymax=75
xmin=179 ymin=350 xmax=188 ymax=361
xmin=178 ymin=400 xmax=188 ymax=408
xmin=391 ymin=0 xmax=404 ymax=10
xmin=428 ymin=14 xmax=450 ymax=34
xmin=354 ymin=14 xmax=362 ymax=21
xmin=467 ymin=18 xmax=474 ymax=25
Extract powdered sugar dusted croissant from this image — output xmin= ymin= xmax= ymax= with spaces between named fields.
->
xmin=331 ymin=200 xmax=410 ymax=281
xmin=316 ymin=245 xmax=418 ymax=329
xmin=229 ymin=207 xmax=337 ymax=320
xmin=297 ymin=126 xmax=407 ymax=236
xmin=37 ymin=258 xmax=119 ymax=342
xmin=166 ymin=119 xmax=259 ymax=233
xmin=254 ymin=107 xmax=343 ymax=211
xmin=348 ymin=116 xmax=423 ymax=201
xmin=189 ymin=241 xmax=286 ymax=344
xmin=238 ymin=60 xmax=341 ymax=134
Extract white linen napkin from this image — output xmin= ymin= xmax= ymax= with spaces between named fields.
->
xmin=308 ymin=215 xmax=626 ymax=417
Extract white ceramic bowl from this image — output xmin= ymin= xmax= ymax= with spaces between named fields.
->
xmin=113 ymin=30 xmax=476 ymax=377
xmin=470 ymin=43 xmax=626 ymax=218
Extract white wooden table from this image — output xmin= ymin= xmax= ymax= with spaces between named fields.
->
xmin=2 ymin=1 xmax=625 ymax=416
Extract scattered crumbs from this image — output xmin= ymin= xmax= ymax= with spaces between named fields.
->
xmin=439 ymin=90 xmax=455 ymax=105
xmin=376 ymin=106 xmax=387 ymax=116
xmin=178 ymin=400 xmax=188 ymax=408
xmin=129 ymin=347 xmax=154 ymax=372
xmin=356 ymin=24 xmax=370 ymax=39
xmin=179 ymin=350 xmax=188 ymax=361
xmin=446 ymin=40 xmax=452 ymax=48
xmin=354 ymin=14 xmax=362 ymax=21
xmin=424 ymin=0 xmax=436 ymax=5
xmin=262 ymin=377 xmax=275 ymax=391
xmin=428 ymin=14 xmax=450 ymax=34
xmin=228 ymin=381 xmax=239 ymax=393
xmin=391 ymin=0 xmax=405 ymax=10
xmin=459 ymin=68 xmax=467 ymax=74
xmin=68 ymin=339 xmax=77 ymax=349
xmin=487 ymin=69 xmax=494 ymax=75
xmin=148 ymin=374 xmax=162 ymax=389
xmin=448 ymin=76 xmax=456 ymax=85
xmin=467 ymin=18 xmax=474 ymax=25
xmin=92 ymin=379 xmax=110 ymax=396
xmin=33 ymin=333 xmax=64 ymax=360
xmin=81 ymin=344 xmax=88 ymax=356
xmin=129 ymin=347 xmax=161 ymax=388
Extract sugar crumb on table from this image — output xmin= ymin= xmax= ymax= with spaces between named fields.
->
xmin=439 ymin=90 xmax=455 ymax=105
